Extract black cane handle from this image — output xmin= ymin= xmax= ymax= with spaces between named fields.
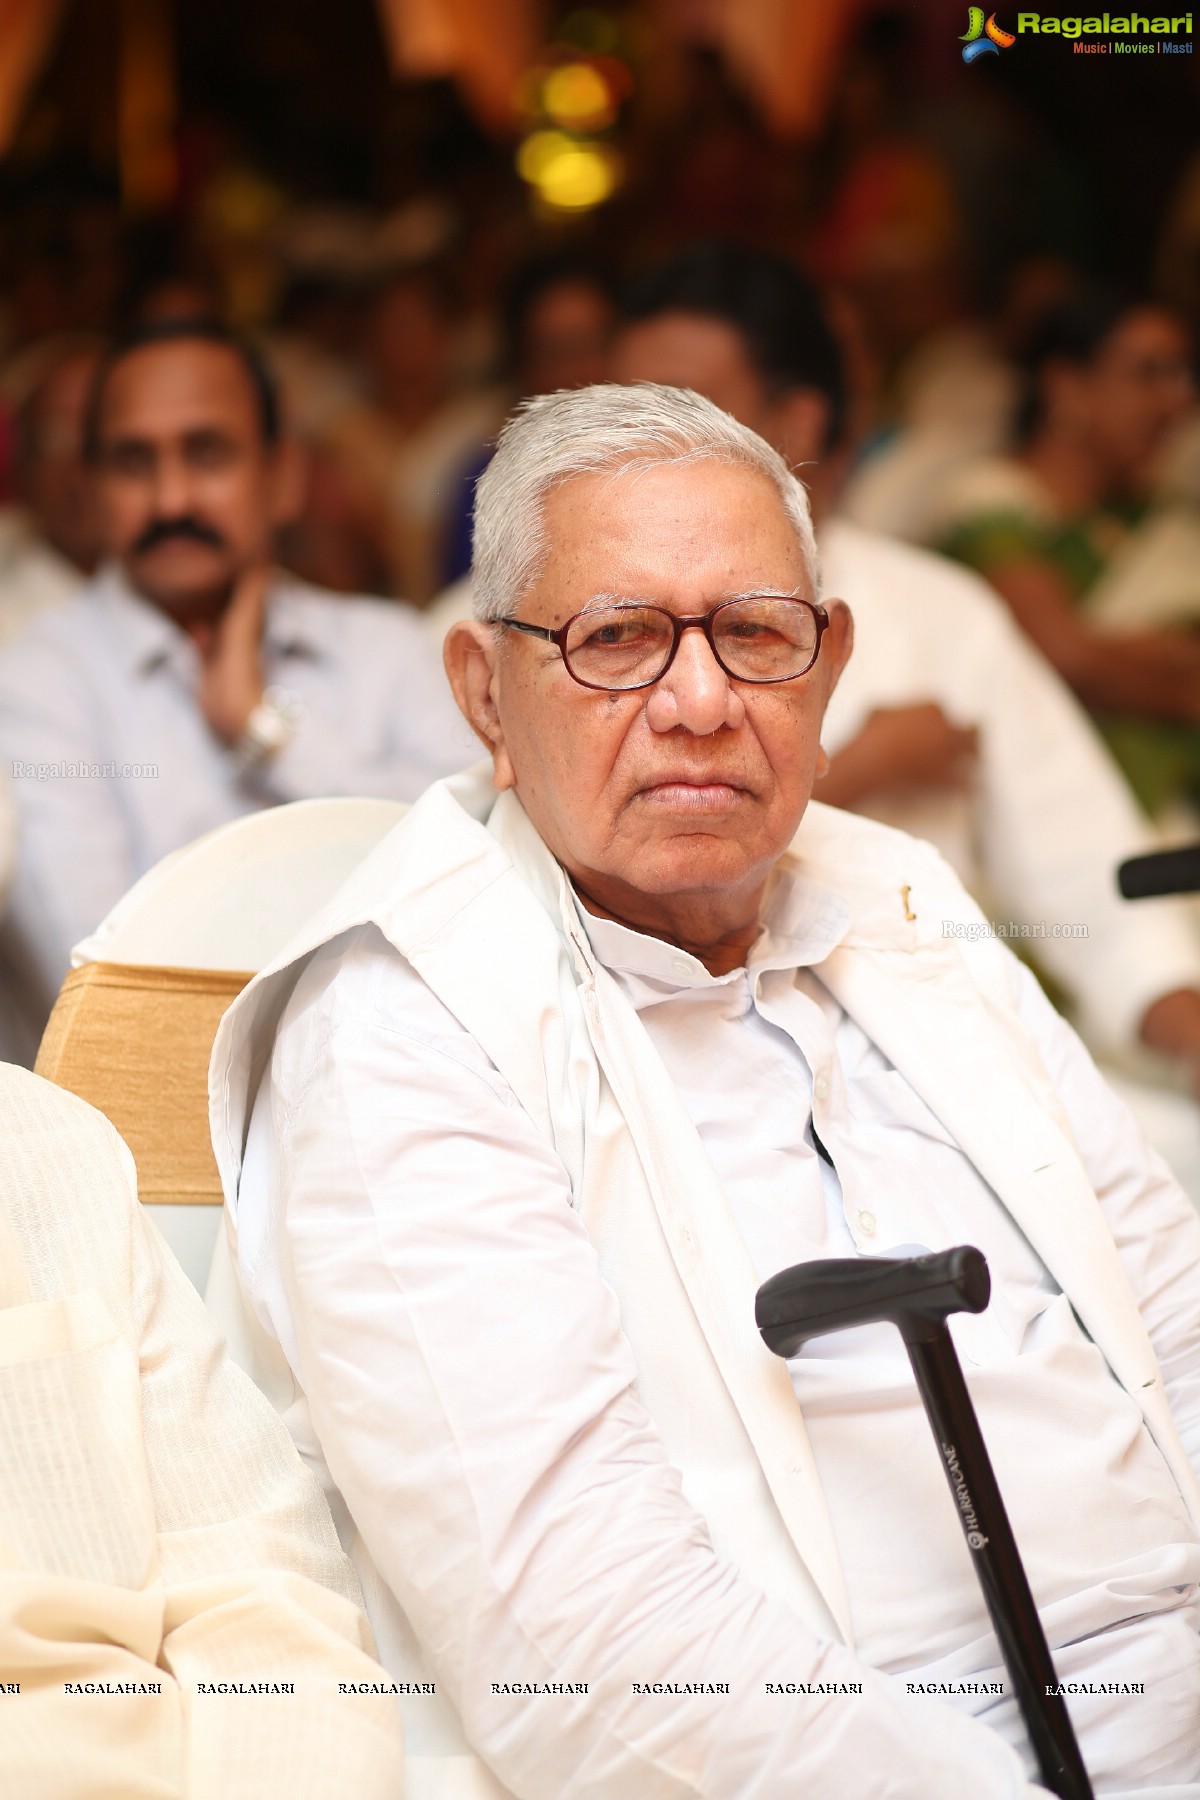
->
xmin=756 ymin=1244 xmax=989 ymax=1355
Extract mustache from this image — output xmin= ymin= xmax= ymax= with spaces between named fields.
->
xmin=133 ymin=515 xmax=227 ymax=555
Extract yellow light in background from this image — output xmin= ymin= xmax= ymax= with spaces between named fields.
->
xmin=516 ymin=128 xmax=572 ymax=185
xmin=514 ymin=20 xmax=632 ymax=218
xmin=534 ymin=142 xmax=620 ymax=212
xmin=542 ymin=61 xmax=615 ymax=131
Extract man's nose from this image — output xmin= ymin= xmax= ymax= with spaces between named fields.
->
xmin=645 ymin=624 xmax=746 ymax=736
xmin=150 ymin=453 xmax=194 ymax=519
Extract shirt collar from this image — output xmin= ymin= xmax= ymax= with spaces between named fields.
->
xmin=484 ymin=784 xmax=929 ymax=985
xmin=90 ymin=562 xmax=187 ymax=676
xmin=90 ymin=562 xmax=330 ymax=678
xmin=573 ymin=864 xmax=851 ymax=993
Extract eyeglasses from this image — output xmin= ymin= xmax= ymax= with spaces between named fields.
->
xmin=501 ymin=595 xmax=829 ymax=693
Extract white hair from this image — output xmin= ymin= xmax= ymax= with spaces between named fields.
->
xmin=470 ymin=382 xmax=821 ymax=623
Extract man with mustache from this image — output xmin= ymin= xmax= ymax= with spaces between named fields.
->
xmin=0 ymin=318 xmax=475 ymax=1058
xmin=213 ymin=384 xmax=1200 ymax=1798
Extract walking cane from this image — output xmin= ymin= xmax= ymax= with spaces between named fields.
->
xmin=756 ymin=1245 xmax=1094 ymax=1800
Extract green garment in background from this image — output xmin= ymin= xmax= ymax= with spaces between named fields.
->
xmin=939 ymin=501 xmax=1200 ymax=819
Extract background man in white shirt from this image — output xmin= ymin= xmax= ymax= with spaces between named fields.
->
xmin=213 ymin=384 xmax=1200 ymax=1799
xmin=0 ymin=318 xmax=476 ymax=1060
xmin=612 ymin=243 xmax=1200 ymax=1190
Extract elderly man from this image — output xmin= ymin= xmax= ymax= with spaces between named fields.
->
xmin=0 ymin=317 xmax=475 ymax=1060
xmin=213 ymin=385 xmax=1200 ymax=1799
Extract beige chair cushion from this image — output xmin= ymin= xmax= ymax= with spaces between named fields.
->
xmin=35 ymin=962 xmax=252 ymax=1205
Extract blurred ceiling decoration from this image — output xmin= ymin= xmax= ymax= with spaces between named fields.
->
xmin=118 ymin=0 xmax=177 ymax=211
xmin=0 ymin=0 xmax=69 ymax=155
xmin=373 ymin=0 xmax=547 ymax=134
xmin=656 ymin=0 xmax=866 ymax=137
xmin=0 ymin=0 xmax=864 ymax=171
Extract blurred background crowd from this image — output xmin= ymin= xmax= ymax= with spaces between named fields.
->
xmin=1 ymin=0 xmax=1197 ymax=616
xmin=2 ymin=0 xmax=1200 ymax=1167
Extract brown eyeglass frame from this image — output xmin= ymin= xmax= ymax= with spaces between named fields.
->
xmin=500 ymin=596 xmax=829 ymax=693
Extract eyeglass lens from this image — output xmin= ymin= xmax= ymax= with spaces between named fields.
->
xmin=564 ymin=598 xmax=819 ymax=689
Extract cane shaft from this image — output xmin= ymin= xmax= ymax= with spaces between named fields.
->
xmin=905 ymin=1328 xmax=1093 ymax=1800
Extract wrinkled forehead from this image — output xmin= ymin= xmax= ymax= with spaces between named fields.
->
xmin=529 ymin=458 xmax=813 ymax=617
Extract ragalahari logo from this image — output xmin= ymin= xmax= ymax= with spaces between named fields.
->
xmin=961 ymin=7 xmax=1017 ymax=59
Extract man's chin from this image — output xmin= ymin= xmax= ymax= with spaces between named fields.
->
xmin=607 ymin=832 xmax=764 ymax=898
xmin=124 ymin=551 xmax=236 ymax=622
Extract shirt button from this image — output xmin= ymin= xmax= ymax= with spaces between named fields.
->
xmin=813 ymin=1072 xmax=829 ymax=1103
xmin=857 ymin=1210 xmax=877 ymax=1237
xmin=672 ymin=958 xmax=692 ymax=979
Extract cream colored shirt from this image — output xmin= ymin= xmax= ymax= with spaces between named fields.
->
xmin=0 ymin=1063 xmax=404 ymax=1798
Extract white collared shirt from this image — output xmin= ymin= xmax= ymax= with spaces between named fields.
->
xmin=237 ymin=832 xmax=1200 ymax=1796
xmin=0 ymin=562 xmax=477 ymax=1039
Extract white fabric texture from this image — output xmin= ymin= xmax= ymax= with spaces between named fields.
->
xmin=582 ymin=900 xmax=1200 ymax=1782
xmin=0 ymin=507 xmax=82 ymax=649
xmin=0 ymin=561 xmax=477 ymax=1038
xmin=211 ymin=769 xmax=1200 ymax=1799
xmin=0 ymin=1061 xmax=403 ymax=1798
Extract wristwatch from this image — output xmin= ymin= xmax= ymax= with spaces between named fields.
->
xmin=236 ymin=686 xmax=304 ymax=767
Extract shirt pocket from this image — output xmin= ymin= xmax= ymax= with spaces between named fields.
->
xmin=0 ymin=1291 xmax=158 ymax=1587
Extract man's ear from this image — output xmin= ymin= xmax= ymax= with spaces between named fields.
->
xmin=267 ymin=437 xmax=307 ymax=530
xmin=819 ymin=597 xmax=854 ymax=701
xmin=444 ymin=619 xmax=515 ymax=790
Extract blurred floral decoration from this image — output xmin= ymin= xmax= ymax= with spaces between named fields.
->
xmin=374 ymin=0 xmax=545 ymax=137
xmin=514 ymin=9 xmax=637 ymax=215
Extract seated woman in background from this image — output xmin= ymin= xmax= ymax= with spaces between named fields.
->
xmin=936 ymin=289 xmax=1200 ymax=819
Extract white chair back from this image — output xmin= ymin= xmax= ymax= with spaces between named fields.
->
xmin=43 ymin=797 xmax=406 ymax=1289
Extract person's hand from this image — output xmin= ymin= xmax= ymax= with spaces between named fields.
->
xmin=817 ymin=703 xmax=979 ymax=808
xmin=1139 ymin=988 xmax=1200 ymax=1101
xmin=194 ymin=564 xmax=270 ymax=745
xmin=856 ymin=704 xmax=980 ymax=789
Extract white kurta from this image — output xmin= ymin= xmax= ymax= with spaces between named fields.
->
xmin=213 ymin=772 xmax=1200 ymax=1800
